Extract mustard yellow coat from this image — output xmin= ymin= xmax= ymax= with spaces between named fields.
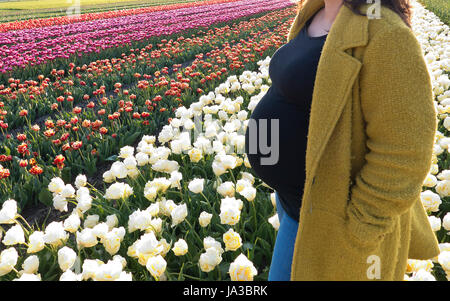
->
xmin=287 ymin=0 xmax=440 ymax=280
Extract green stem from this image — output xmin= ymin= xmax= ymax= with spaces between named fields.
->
xmin=229 ymin=169 xmax=236 ymax=184
xmin=200 ymin=191 xmax=214 ymax=213
xmin=15 ymin=219 xmax=30 ymax=235
xmin=78 ymin=148 xmax=87 ymax=163
xmin=11 ymin=267 xmax=21 ymax=276
xmin=251 ymin=201 xmax=257 ymax=231
xmin=185 ymin=219 xmax=203 ymax=245
xmin=174 ymin=273 xmax=202 ymax=280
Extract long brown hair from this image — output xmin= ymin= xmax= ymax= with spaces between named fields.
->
xmin=296 ymin=0 xmax=412 ymax=28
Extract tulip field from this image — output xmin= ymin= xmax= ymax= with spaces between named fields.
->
xmin=0 ymin=0 xmax=166 ymax=10
xmin=0 ymin=0 xmax=449 ymax=281
xmin=0 ymin=0 xmax=210 ymax=24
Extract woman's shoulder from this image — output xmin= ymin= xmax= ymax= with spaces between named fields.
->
xmin=357 ymin=4 xmax=429 ymax=82
xmin=350 ymin=3 xmax=422 ymax=58
xmin=361 ymin=4 xmax=415 ymax=41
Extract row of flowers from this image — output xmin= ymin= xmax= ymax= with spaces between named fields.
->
xmin=0 ymin=0 xmax=292 ymax=74
xmin=0 ymin=0 xmax=240 ymax=33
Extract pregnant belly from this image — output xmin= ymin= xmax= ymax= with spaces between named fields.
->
xmin=244 ymin=88 xmax=309 ymax=192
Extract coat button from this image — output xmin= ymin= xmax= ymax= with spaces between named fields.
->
xmin=312 ymin=176 xmax=316 ymax=185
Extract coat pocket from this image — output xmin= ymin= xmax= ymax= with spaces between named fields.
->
xmin=292 ymin=207 xmax=385 ymax=280
xmin=344 ymin=198 xmax=396 ymax=252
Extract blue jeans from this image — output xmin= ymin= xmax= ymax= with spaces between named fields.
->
xmin=268 ymin=191 xmax=299 ymax=281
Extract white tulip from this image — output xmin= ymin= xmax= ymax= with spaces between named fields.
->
xmin=76 ymin=228 xmax=98 ymax=249
xmin=106 ymin=214 xmax=119 ymax=231
xmin=268 ymin=214 xmax=280 ymax=231
xmin=0 ymin=247 xmax=18 ymax=276
xmin=119 ymin=146 xmax=134 ymax=159
xmin=199 ymin=247 xmax=222 ymax=273
xmin=81 ymin=259 xmax=102 ymax=280
xmin=172 ymin=239 xmax=188 ymax=256
xmin=0 ymin=199 xmax=17 ymax=225
xmin=58 ymin=246 xmax=77 ymax=272
xmin=188 ymin=178 xmax=204 ymax=194
xmin=203 ymin=236 xmax=224 ymax=254
xmin=53 ymin=194 xmax=68 ymax=212
xmin=217 ymin=181 xmax=235 ymax=197
xmin=103 ymin=170 xmax=116 ymax=183
xmin=123 ymin=156 xmax=137 ymax=170
xmin=48 ymin=177 xmax=65 ymax=194
xmin=435 ymin=180 xmax=450 ymax=198
xmin=76 ymin=193 xmax=92 ymax=214
xmin=199 ymin=211 xmax=213 ymax=228
xmin=420 ymin=190 xmax=442 ymax=212
xmin=84 ymin=215 xmax=99 ymax=228
xmin=171 ymin=203 xmax=188 ymax=227
xmin=428 ymin=215 xmax=441 ymax=232
xmin=239 ymin=186 xmax=256 ymax=202
xmin=409 ymin=269 xmax=436 ymax=281
xmin=60 ymin=184 xmax=75 ymax=198
xmin=92 ymin=222 xmax=109 ymax=240
xmin=104 ymin=182 xmax=133 ymax=200
xmin=169 ymin=170 xmax=182 ymax=189
xmin=110 ymin=162 xmax=128 ymax=179
xmin=102 ymin=231 xmax=121 ymax=256
xmin=94 ymin=259 xmax=123 ymax=281
xmin=146 ymin=255 xmax=167 ymax=279
xmin=438 ymin=251 xmax=450 ymax=271
xmin=75 ymin=174 xmax=87 ymax=189
xmin=135 ymin=152 xmax=149 ymax=166
xmin=60 ymin=269 xmax=82 ymax=281
xmin=22 ymin=255 xmax=39 ymax=274
xmin=27 ymin=231 xmax=45 ymax=253
xmin=2 ymin=224 xmax=25 ymax=246
xmin=149 ymin=218 xmax=162 ymax=233
xmin=63 ymin=213 xmax=81 ymax=233
xmin=228 ymin=253 xmax=258 ymax=281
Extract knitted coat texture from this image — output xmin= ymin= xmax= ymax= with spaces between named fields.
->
xmin=287 ymin=0 xmax=440 ymax=280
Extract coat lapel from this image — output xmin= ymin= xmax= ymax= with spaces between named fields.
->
xmin=287 ymin=0 xmax=370 ymax=187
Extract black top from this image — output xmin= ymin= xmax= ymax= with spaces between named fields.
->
xmin=244 ymin=14 xmax=327 ymax=222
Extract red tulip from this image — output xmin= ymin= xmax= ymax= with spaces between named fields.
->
xmin=71 ymin=141 xmax=82 ymax=150
xmin=29 ymin=165 xmax=43 ymax=175
xmin=16 ymin=133 xmax=26 ymax=141
xmin=0 ymin=166 xmax=10 ymax=179
xmin=45 ymin=120 xmax=55 ymax=128
xmin=53 ymin=155 xmax=65 ymax=170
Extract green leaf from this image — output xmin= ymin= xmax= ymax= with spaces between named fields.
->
xmin=106 ymin=155 xmax=118 ymax=162
xmin=39 ymin=189 xmax=53 ymax=207
xmin=61 ymin=167 xmax=72 ymax=183
xmin=242 ymin=242 xmax=253 ymax=251
xmin=218 ymin=262 xmax=231 ymax=276
xmin=122 ymin=131 xmax=141 ymax=146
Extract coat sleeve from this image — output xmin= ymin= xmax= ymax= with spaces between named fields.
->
xmin=345 ymin=25 xmax=437 ymax=247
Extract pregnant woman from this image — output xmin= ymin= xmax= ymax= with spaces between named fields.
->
xmin=244 ymin=0 xmax=440 ymax=280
